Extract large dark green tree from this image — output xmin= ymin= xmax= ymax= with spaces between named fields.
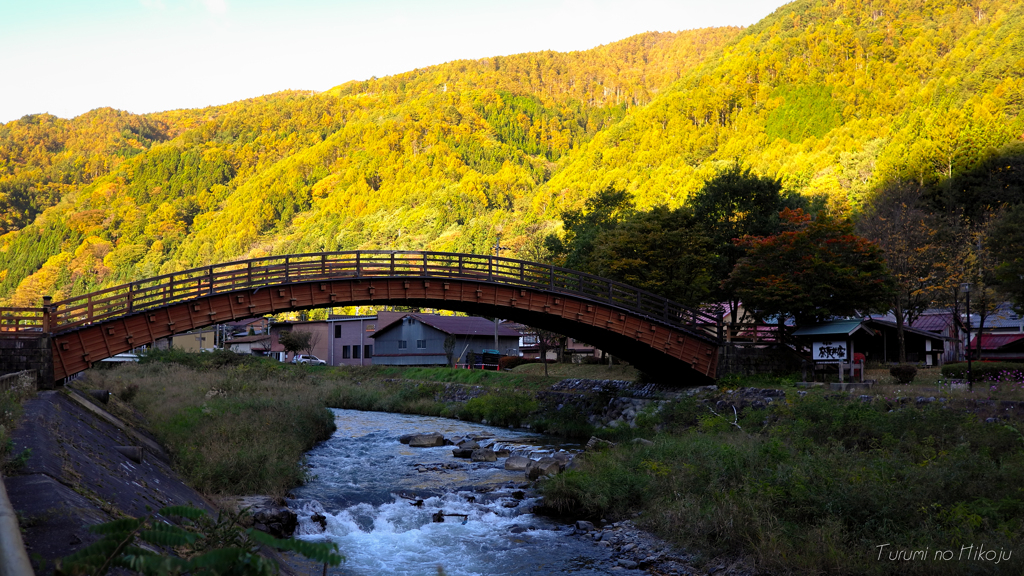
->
xmin=544 ymin=186 xmax=634 ymax=270
xmin=686 ymin=164 xmax=802 ymax=321
xmin=725 ymin=209 xmax=894 ymax=326
xmin=590 ymin=206 xmax=715 ymax=307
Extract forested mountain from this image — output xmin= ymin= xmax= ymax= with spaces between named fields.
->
xmin=541 ymin=0 xmax=1024 ymax=214
xmin=1 ymin=0 xmax=1022 ymax=308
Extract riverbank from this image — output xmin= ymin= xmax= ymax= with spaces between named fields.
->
xmin=37 ymin=352 xmax=1024 ymax=575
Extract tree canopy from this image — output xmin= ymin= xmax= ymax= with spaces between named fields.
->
xmin=726 ymin=209 xmax=894 ymax=325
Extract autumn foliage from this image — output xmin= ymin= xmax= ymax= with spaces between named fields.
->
xmin=726 ymin=209 xmax=894 ymax=324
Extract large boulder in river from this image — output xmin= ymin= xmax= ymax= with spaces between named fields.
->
xmin=505 ymin=456 xmax=531 ymax=471
xmin=408 ymin=433 xmax=446 ymax=447
xmin=253 ymin=506 xmax=298 ymax=538
xmin=458 ymin=439 xmax=480 ymax=449
xmin=471 ymin=448 xmax=497 ymax=462
xmin=526 ymin=457 xmax=561 ymax=480
xmin=452 ymin=448 xmax=474 ymax=458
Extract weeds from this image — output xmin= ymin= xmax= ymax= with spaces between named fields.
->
xmin=540 ymin=394 xmax=1024 ymax=575
xmin=85 ymin=360 xmax=336 ymax=496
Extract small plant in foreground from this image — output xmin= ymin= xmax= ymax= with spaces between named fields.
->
xmin=56 ymin=505 xmax=342 ymax=576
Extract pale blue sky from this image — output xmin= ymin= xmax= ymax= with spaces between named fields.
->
xmin=0 ymin=0 xmax=789 ymax=123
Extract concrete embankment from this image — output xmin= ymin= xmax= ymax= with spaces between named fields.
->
xmin=2 ymin=388 xmax=213 ymax=574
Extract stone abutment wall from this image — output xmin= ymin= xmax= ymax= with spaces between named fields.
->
xmin=0 ymin=335 xmax=54 ymax=390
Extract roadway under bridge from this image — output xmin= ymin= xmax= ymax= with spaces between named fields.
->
xmin=0 ymin=251 xmax=723 ymax=385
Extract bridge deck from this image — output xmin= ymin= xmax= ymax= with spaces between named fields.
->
xmin=0 ymin=251 xmax=723 ymax=384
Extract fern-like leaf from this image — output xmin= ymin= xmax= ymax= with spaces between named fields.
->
xmin=247 ymin=529 xmax=344 ymax=565
xmin=140 ymin=528 xmax=198 ymax=547
xmin=159 ymin=505 xmax=208 ymax=520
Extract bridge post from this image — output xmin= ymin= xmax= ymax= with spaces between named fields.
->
xmin=41 ymin=296 xmax=52 ymax=334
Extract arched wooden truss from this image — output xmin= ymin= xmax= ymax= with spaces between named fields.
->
xmin=0 ymin=251 xmax=723 ymax=384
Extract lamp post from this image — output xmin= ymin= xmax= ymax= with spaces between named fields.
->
xmin=961 ymin=282 xmax=972 ymax=391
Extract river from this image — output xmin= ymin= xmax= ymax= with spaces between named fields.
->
xmin=288 ymin=408 xmax=645 ymax=576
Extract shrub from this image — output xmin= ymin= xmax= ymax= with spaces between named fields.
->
xmin=889 ymin=364 xmax=918 ymax=384
xmin=116 ymin=382 xmax=140 ymax=402
xmin=458 ymin=393 xmax=538 ymax=426
xmin=940 ymin=361 xmax=1024 ymax=382
xmin=499 ymin=356 xmax=538 ymax=370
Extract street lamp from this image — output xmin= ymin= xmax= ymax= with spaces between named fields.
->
xmin=961 ymin=282 xmax=972 ymax=391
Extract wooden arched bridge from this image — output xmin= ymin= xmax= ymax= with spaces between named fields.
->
xmin=0 ymin=251 xmax=723 ymax=384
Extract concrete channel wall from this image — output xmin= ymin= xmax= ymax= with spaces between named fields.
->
xmin=0 ymin=472 xmax=35 ymax=576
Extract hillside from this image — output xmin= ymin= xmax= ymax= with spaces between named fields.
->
xmin=0 ymin=29 xmax=738 ymax=305
xmin=2 ymin=0 xmax=1023 ymax=307
xmin=541 ymin=0 xmax=1024 ymax=214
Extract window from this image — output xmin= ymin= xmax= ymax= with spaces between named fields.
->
xmin=364 ymin=345 xmax=373 ymax=358
xmin=342 ymin=346 xmax=350 ymax=359
xmin=366 ymin=324 xmax=375 ymax=332
xmin=353 ymin=346 xmax=361 ymax=359
xmin=416 ymin=339 xmax=427 ymax=349
xmin=334 ymin=325 xmax=341 ymax=338
xmin=398 ymin=340 xmax=407 ymax=350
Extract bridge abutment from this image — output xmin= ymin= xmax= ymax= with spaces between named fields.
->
xmin=0 ymin=335 xmax=55 ymax=391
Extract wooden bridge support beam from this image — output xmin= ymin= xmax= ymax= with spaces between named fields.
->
xmin=49 ymin=278 xmax=718 ymax=385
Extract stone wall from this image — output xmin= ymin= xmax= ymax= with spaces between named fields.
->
xmin=717 ymin=344 xmax=804 ymax=378
xmin=0 ymin=335 xmax=54 ymax=390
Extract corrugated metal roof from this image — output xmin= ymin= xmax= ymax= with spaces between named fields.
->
xmin=791 ymin=319 xmax=869 ymax=337
xmin=865 ymin=318 xmax=949 ymax=341
xmin=968 ymin=334 xmax=1024 ymax=350
xmin=910 ymin=313 xmax=955 ymax=333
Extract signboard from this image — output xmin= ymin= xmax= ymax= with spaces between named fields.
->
xmin=812 ymin=340 xmax=848 ymax=362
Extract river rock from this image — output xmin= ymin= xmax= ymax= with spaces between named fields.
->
xmin=495 ymin=448 xmax=511 ymax=457
xmin=526 ymin=457 xmax=560 ymax=480
xmin=452 ymin=448 xmax=474 ymax=458
xmin=408 ymin=433 xmax=446 ymax=447
xmin=471 ymin=448 xmax=497 ymax=462
xmin=253 ymin=506 xmax=298 ymax=538
xmin=585 ymin=436 xmax=616 ymax=451
xmin=631 ymin=438 xmax=654 ymax=446
xmin=458 ymin=439 xmax=480 ymax=449
xmin=575 ymin=520 xmax=596 ymax=531
xmin=505 ymin=455 xmax=530 ymax=470
xmin=552 ymin=450 xmax=571 ymax=464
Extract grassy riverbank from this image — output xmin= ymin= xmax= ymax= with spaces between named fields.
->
xmin=78 ymin=352 xmax=1024 ymax=574
xmin=541 ymin=392 xmax=1024 ymax=575
xmin=79 ymin=350 xmax=565 ymax=495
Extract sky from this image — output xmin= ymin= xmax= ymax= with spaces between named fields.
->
xmin=0 ymin=0 xmax=790 ymax=123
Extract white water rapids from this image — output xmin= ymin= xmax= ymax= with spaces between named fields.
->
xmin=288 ymin=409 xmax=643 ymax=575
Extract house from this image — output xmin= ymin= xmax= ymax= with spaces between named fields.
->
xmin=966 ymin=334 xmax=1024 ymax=362
xmin=323 ymin=312 xmax=405 ymax=366
xmin=370 ymin=313 xmax=520 ymax=366
xmin=792 ymin=317 xmax=947 ymax=373
xmin=268 ymin=321 xmax=331 ymax=363
xmin=224 ymin=333 xmax=273 ymax=355
xmin=170 ymin=329 xmax=216 ymax=353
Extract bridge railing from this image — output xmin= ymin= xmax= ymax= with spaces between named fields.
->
xmin=1 ymin=251 xmax=723 ymax=343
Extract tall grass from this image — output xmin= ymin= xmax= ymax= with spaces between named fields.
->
xmin=541 ymin=395 xmax=1024 ymax=575
xmin=85 ymin=353 xmax=336 ymax=496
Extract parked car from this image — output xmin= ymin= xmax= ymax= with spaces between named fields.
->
xmin=292 ymin=354 xmax=326 ymax=366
